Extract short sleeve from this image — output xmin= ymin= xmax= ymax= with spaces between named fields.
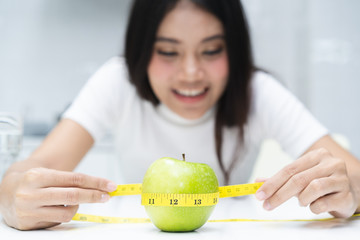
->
xmin=62 ymin=57 xmax=130 ymax=142
xmin=252 ymin=72 xmax=329 ymax=158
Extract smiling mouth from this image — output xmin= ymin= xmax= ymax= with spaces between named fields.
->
xmin=172 ymin=88 xmax=209 ymax=97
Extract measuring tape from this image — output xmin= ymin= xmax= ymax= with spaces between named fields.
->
xmin=141 ymin=192 xmax=219 ymax=207
xmin=72 ymin=182 xmax=360 ymax=223
xmin=109 ymin=182 xmax=263 ymax=207
xmin=72 ymin=213 xmax=360 ymax=223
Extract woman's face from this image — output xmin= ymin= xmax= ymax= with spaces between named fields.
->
xmin=148 ymin=1 xmax=229 ymax=119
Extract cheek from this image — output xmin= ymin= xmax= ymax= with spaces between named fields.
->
xmin=148 ymin=55 xmax=175 ymax=84
xmin=206 ymin=55 xmax=229 ymax=88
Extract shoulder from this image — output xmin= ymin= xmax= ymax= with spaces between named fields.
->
xmin=85 ymin=56 xmax=134 ymax=95
xmin=250 ymin=70 xmax=304 ymax=118
xmin=250 ymin=71 xmax=291 ymax=108
xmin=102 ymin=56 xmax=127 ymax=70
xmin=251 ymin=71 xmax=285 ymax=94
xmin=93 ymin=56 xmax=128 ymax=81
xmin=62 ymin=57 xmax=137 ymax=141
xmin=248 ymin=70 xmax=298 ymax=138
xmin=249 ymin=71 xmax=328 ymax=157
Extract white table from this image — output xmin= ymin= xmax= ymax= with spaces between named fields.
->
xmin=1 ymin=136 xmax=359 ymax=239
xmin=1 ymin=195 xmax=359 ymax=240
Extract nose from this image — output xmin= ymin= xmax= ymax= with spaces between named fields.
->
xmin=178 ymin=55 xmax=204 ymax=82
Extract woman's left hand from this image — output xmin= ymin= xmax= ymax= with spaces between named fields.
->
xmin=255 ymin=147 xmax=358 ymax=218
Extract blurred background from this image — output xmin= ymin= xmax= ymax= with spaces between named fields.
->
xmin=0 ymin=0 xmax=359 ymax=159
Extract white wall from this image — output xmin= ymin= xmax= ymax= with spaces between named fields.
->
xmin=0 ymin=0 xmax=131 ymax=126
xmin=307 ymin=0 xmax=360 ymax=157
xmin=0 ymin=0 xmax=359 ymax=156
xmin=243 ymin=0 xmax=360 ymax=157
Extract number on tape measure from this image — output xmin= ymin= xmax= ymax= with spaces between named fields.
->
xmin=109 ymin=183 xmax=142 ymax=197
xmin=141 ymin=192 xmax=219 ymax=207
xmin=218 ymin=182 xmax=263 ymax=198
xmin=109 ymin=182 xmax=263 ymax=198
xmin=170 ymin=199 xmax=178 ymax=205
xmin=109 ymin=182 xmax=263 ymax=206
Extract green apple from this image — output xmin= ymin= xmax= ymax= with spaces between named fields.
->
xmin=142 ymin=156 xmax=219 ymax=232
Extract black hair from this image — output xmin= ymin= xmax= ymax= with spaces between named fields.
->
xmin=125 ymin=0 xmax=254 ymax=184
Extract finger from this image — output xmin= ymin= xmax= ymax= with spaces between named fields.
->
xmin=39 ymin=188 xmax=111 ymax=206
xmin=298 ymin=176 xmax=346 ymax=207
xmin=256 ymin=148 xmax=329 ymax=201
xmin=255 ymin=177 xmax=268 ymax=183
xmin=37 ymin=205 xmax=79 ymax=224
xmin=31 ymin=222 xmax=61 ymax=230
xmin=310 ymin=192 xmax=355 ymax=218
xmin=26 ymin=168 xmax=117 ymax=192
xmin=26 ymin=221 xmax=61 ymax=230
xmin=14 ymin=205 xmax=79 ymax=230
xmin=262 ymin=163 xmax=330 ymax=210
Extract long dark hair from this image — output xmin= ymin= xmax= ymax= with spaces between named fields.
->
xmin=125 ymin=0 xmax=254 ymax=184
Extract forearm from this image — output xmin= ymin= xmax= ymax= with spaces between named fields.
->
xmin=2 ymin=156 xmax=48 ymax=179
xmin=3 ymin=119 xmax=94 ymax=178
xmin=2 ymin=144 xmax=75 ymax=179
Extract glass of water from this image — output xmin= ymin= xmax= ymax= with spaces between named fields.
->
xmin=0 ymin=112 xmax=23 ymax=180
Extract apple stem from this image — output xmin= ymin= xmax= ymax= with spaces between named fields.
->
xmin=182 ymin=153 xmax=186 ymax=161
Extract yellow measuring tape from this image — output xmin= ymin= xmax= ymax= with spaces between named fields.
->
xmin=72 ymin=182 xmax=360 ymax=223
xmin=108 ymin=182 xmax=263 ymax=207
xmin=72 ymin=213 xmax=360 ymax=223
xmin=141 ymin=192 xmax=219 ymax=207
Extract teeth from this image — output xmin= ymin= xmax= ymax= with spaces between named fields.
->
xmin=176 ymin=88 xmax=206 ymax=97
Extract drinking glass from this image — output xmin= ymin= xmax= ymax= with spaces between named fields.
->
xmin=0 ymin=112 xmax=23 ymax=180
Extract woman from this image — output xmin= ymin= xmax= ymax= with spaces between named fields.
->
xmin=0 ymin=0 xmax=359 ymax=230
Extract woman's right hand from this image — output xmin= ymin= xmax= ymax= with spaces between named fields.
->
xmin=0 ymin=167 xmax=117 ymax=230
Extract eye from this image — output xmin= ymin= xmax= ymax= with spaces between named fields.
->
xmin=203 ymin=47 xmax=224 ymax=56
xmin=157 ymin=50 xmax=178 ymax=57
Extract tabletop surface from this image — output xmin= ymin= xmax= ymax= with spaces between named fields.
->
xmin=1 ymin=194 xmax=359 ymax=240
xmin=1 ymin=137 xmax=360 ymax=239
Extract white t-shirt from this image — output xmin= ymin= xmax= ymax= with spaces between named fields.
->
xmin=63 ymin=57 xmax=328 ymax=185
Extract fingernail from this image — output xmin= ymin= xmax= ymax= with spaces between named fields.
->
xmin=256 ymin=191 xmax=266 ymax=200
xmin=107 ymin=182 xmax=117 ymax=192
xmin=264 ymin=201 xmax=272 ymax=211
xmin=101 ymin=194 xmax=110 ymax=203
xmin=255 ymin=178 xmax=269 ymax=183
